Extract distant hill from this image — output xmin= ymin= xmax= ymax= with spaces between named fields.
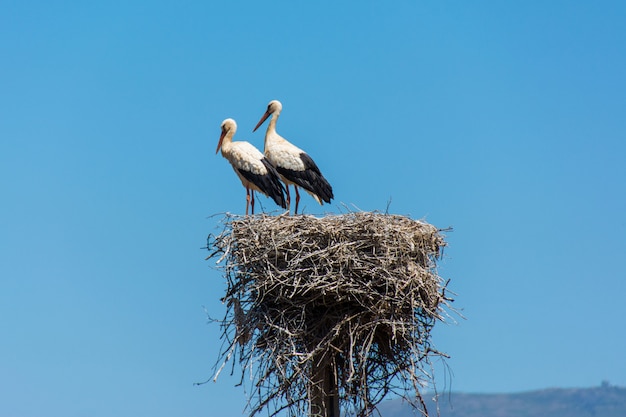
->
xmin=376 ymin=384 xmax=626 ymax=417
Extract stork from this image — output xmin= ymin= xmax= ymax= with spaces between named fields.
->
xmin=216 ymin=118 xmax=287 ymax=215
xmin=253 ymin=100 xmax=334 ymax=214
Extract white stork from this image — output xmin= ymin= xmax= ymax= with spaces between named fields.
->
xmin=253 ymin=100 xmax=334 ymax=214
xmin=216 ymin=118 xmax=287 ymax=215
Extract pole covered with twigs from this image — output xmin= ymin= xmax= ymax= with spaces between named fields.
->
xmin=207 ymin=212 xmax=453 ymax=417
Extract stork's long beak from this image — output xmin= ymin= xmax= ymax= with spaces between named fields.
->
xmin=253 ymin=111 xmax=271 ymax=132
xmin=216 ymin=129 xmax=226 ymax=154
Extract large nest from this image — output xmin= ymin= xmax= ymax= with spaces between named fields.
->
xmin=206 ymin=212 xmax=452 ymax=417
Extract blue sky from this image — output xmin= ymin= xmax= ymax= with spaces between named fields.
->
xmin=1 ymin=1 xmax=625 ymax=416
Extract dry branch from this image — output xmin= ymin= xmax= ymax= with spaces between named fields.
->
xmin=206 ymin=212 xmax=453 ymax=417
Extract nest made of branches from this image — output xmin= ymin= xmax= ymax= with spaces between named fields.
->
xmin=206 ymin=212 xmax=453 ymax=417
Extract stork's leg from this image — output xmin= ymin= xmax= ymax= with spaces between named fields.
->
xmin=294 ymin=186 xmax=301 ymax=215
xmin=245 ymin=188 xmax=251 ymax=216
xmin=251 ymin=190 xmax=255 ymax=215
xmin=285 ymin=185 xmax=291 ymax=215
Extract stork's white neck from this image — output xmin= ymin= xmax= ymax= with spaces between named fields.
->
xmin=265 ymin=111 xmax=282 ymax=145
xmin=220 ymin=128 xmax=236 ymax=154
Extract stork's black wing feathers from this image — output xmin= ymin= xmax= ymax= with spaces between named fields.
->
xmin=299 ymin=152 xmax=323 ymax=175
xmin=276 ymin=152 xmax=334 ymax=204
xmin=237 ymin=159 xmax=287 ymax=209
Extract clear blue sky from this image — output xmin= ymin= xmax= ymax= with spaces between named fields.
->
xmin=1 ymin=1 xmax=625 ymax=416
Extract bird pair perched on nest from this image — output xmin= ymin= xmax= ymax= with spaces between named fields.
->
xmin=216 ymin=100 xmax=334 ymax=215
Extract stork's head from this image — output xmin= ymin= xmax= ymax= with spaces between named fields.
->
xmin=267 ymin=100 xmax=282 ymax=114
xmin=253 ymin=99 xmax=282 ymax=132
xmin=217 ymin=118 xmax=237 ymax=154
